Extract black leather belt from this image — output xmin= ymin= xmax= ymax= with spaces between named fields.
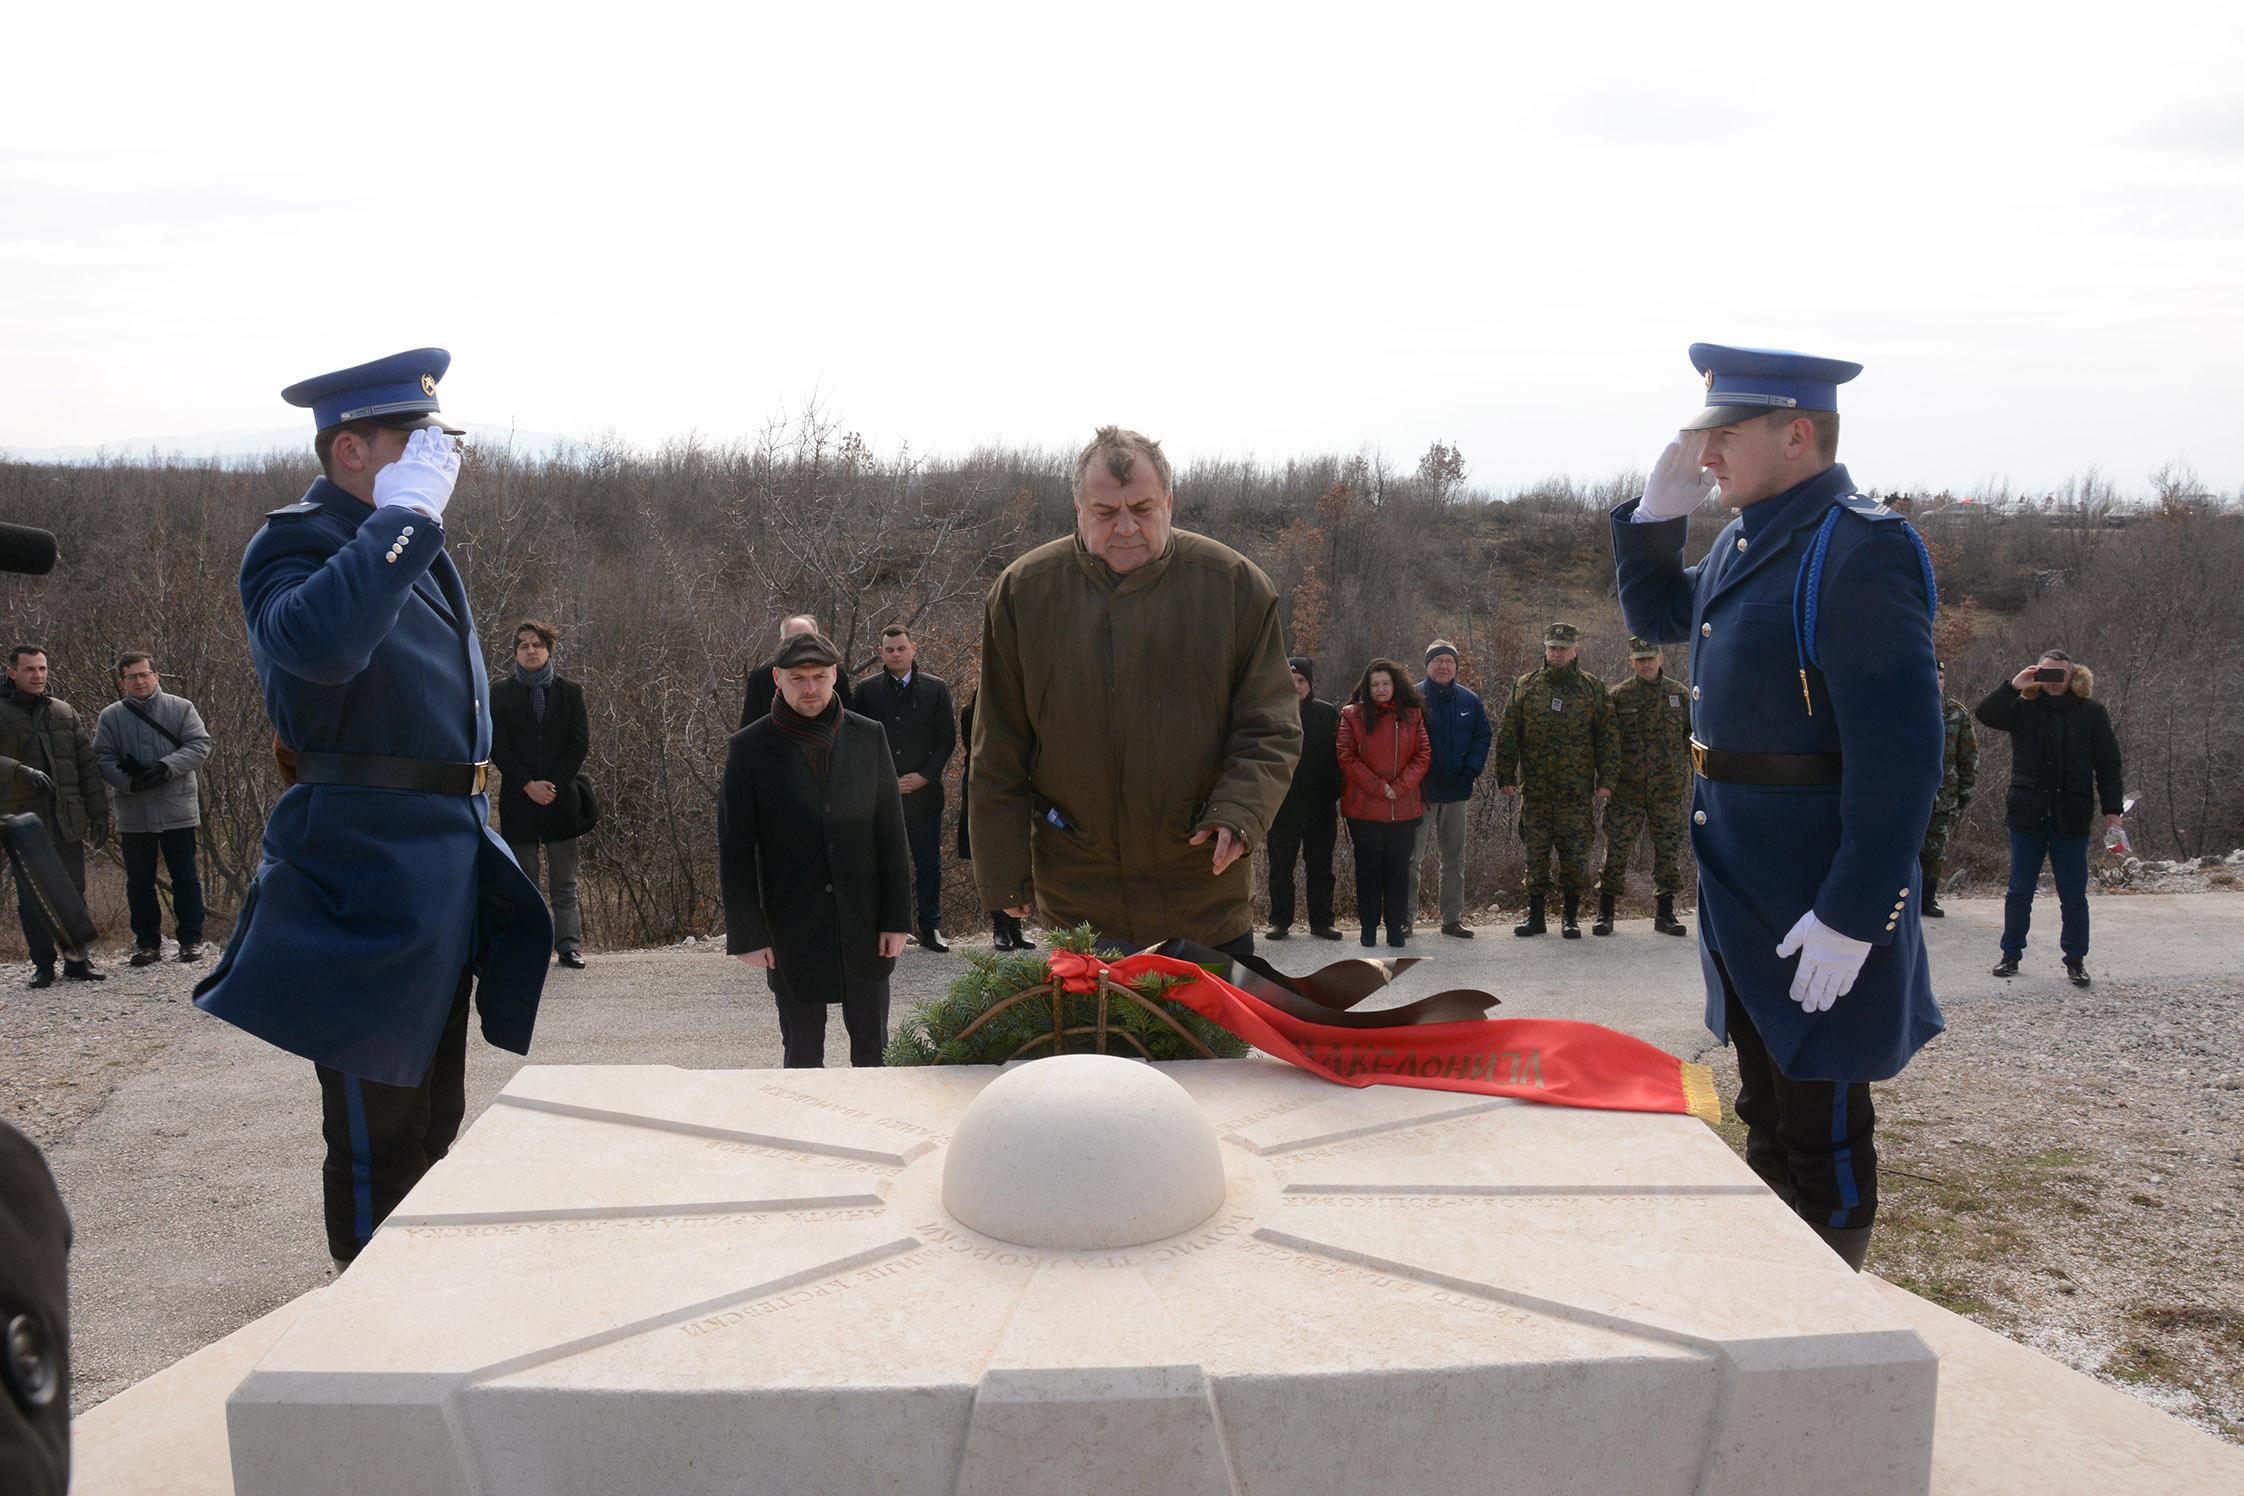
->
xmin=1690 ymin=737 xmax=1841 ymax=786
xmin=293 ymin=752 xmax=492 ymax=795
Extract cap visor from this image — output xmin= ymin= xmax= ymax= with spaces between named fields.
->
xmin=376 ymin=412 xmax=468 ymax=437
xmin=1680 ymin=404 xmax=1773 ymax=432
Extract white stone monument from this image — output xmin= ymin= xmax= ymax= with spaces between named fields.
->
xmin=226 ymin=1056 xmax=1937 ymax=1495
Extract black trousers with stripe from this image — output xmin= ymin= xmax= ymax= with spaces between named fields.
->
xmin=1717 ymin=956 xmax=1876 ymax=1231
xmin=315 ymin=969 xmax=473 ymax=1260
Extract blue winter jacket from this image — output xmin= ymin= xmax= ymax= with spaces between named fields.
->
xmin=1415 ymin=677 xmax=1492 ymax=803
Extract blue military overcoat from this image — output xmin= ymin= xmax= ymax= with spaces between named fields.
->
xmin=1611 ymin=463 xmax=1944 ymax=1082
xmin=194 ymin=479 xmax=551 ymax=1086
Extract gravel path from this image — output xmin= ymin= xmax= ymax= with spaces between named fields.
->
xmin=4 ymin=889 xmax=2238 ymax=1439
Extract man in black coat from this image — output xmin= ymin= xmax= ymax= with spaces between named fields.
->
xmin=740 ymin=614 xmax=855 ymax=729
xmin=957 ymin=692 xmax=1035 ymax=951
xmin=0 ymin=1120 xmax=70 ymax=1495
xmin=1266 ymin=655 xmax=1345 ymax=940
xmin=491 ymin=620 xmax=593 ymax=968
xmin=720 ymin=631 xmax=911 ymax=1067
xmin=854 ymin=624 xmax=957 ymax=952
xmin=1976 ymin=650 xmax=2125 ymax=986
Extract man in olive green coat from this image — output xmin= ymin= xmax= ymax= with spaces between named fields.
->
xmin=970 ymin=426 xmax=1301 ymax=954
xmin=1495 ymin=622 xmax=1617 ymax=939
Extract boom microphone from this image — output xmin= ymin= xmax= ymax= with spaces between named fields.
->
xmin=0 ymin=522 xmax=59 ymax=575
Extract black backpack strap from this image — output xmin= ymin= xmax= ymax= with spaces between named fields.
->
xmin=122 ymin=698 xmax=189 ymax=752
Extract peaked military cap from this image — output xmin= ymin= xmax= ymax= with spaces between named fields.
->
xmin=281 ymin=347 xmax=466 ymax=435
xmin=1544 ymin=621 xmax=1580 ymax=647
xmin=1628 ymin=636 xmax=1661 ymax=659
xmin=1681 ymin=343 xmax=1863 ymax=432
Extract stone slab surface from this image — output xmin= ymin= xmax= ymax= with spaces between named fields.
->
xmin=72 ymin=1287 xmax=320 ymax=1496
xmin=219 ymin=1058 xmax=1938 ymax=1495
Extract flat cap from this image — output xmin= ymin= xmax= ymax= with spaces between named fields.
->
xmin=772 ymin=631 xmax=841 ymax=670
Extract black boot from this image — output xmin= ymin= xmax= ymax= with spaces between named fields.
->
xmin=1811 ymin=1222 xmax=1873 ymax=1272
xmin=989 ymin=915 xmax=1013 ymax=951
xmin=62 ymin=959 xmax=105 ymax=982
xmin=1653 ymin=894 xmax=1688 ymax=937
xmin=1007 ymin=915 xmax=1035 ymax=953
xmin=918 ymin=928 xmax=950 ymax=954
xmin=1512 ymin=895 xmax=1546 ymax=937
xmin=1591 ymin=892 xmax=1615 ymax=937
xmin=1921 ymin=861 xmax=1944 ymax=917
xmin=1560 ymin=893 xmax=1582 ymax=939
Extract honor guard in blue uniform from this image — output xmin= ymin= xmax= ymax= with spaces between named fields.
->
xmin=193 ymin=349 xmax=551 ymax=1264
xmin=1610 ymin=344 xmax=1944 ymax=1270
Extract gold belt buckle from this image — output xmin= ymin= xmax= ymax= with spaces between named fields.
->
xmin=472 ymin=760 xmax=492 ymax=794
xmin=1689 ymin=737 xmax=1709 ymax=777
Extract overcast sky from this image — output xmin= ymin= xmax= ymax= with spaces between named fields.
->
xmin=6 ymin=4 xmax=2240 ymax=495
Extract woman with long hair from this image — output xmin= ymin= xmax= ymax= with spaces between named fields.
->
xmin=1335 ymin=659 xmax=1432 ymax=947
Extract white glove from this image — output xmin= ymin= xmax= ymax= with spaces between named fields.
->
xmin=1775 ymin=911 xmax=1872 ymax=1013
xmin=1636 ymin=431 xmax=1715 ymax=521
xmin=371 ymin=427 xmax=461 ymax=520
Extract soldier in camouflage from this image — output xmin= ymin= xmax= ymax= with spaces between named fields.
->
xmin=1596 ymin=638 xmax=1693 ymax=938
xmin=1496 ymin=622 xmax=1618 ymax=938
xmin=1917 ymin=662 xmax=1978 ymax=917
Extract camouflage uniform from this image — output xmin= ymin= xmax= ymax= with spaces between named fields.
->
xmin=1601 ymin=669 xmax=1693 ymax=897
xmin=1917 ymin=697 xmax=1978 ymax=885
xmin=1495 ymin=660 xmax=1618 ymax=895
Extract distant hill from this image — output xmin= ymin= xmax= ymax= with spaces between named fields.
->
xmin=1 ymin=423 xmax=573 ymax=466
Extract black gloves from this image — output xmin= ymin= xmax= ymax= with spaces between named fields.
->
xmin=129 ymin=763 xmax=173 ymax=792
xmin=12 ymin=763 xmax=53 ymax=794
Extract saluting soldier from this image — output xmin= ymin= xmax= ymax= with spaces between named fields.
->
xmin=1916 ymin=662 xmax=1978 ymax=917
xmin=1612 ymin=343 xmax=1944 ymax=1270
xmin=1494 ymin=622 xmax=1617 ymax=939
xmin=1595 ymin=637 xmax=1692 ymax=937
xmin=194 ymin=350 xmax=552 ymax=1267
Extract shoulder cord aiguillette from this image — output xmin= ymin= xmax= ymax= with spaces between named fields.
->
xmin=1791 ymin=502 xmax=1938 ymax=717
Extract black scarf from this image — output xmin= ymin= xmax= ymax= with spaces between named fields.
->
xmin=514 ymin=659 xmax=555 ymax=723
xmin=770 ymin=693 xmax=842 ymax=780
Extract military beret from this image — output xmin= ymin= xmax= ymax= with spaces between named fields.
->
xmin=772 ymin=631 xmax=841 ymax=670
xmin=281 ymin=347 xmax=466 ymax=436
xmin=1681 ymin=343 xmax=1863 ymax=432
xmin=1628 ymin=636 xmax=1661 ymax=659
xmin=1544 ymin=622 xmax=1580 ymax=647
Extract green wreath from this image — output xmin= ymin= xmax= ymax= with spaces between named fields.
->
xmin=884 ymin=924 xmax=1248 ymax=1067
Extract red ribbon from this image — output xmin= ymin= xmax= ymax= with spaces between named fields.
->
xmin=1045 ymin=949 xmax=1105 ymax=994
xmin=1048 ymin=950 xmax=1716 ymax=1122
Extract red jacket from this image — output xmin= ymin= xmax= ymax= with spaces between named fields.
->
xmin=1336 ymin=702 xmax=1432 ymax=822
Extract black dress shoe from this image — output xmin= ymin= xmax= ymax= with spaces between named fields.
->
xmin=919 ymin=930 xmax=950 ymax=954
xmin=63 ymin=960 xmax=105 ymax=982
xmin=2065 ymin=961 xmax=2091 ymax=987
xmin=1921 ymin=895 xmax=1945 ymax=918
xmin=559 ymin=950 xmax=587 ymax=969
xmin=1264 ymin=926 xmax=1290 ymax=940
xmin=1440 ymin=923 xmax=1475 ymax=939
xmin=1991 ymin=954 xmax=2020 ymax=978
xmin=1310 ymin=926 xmax=1344 ymax=941
xmin=27 ymin=967 xmax=54 ymax=989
